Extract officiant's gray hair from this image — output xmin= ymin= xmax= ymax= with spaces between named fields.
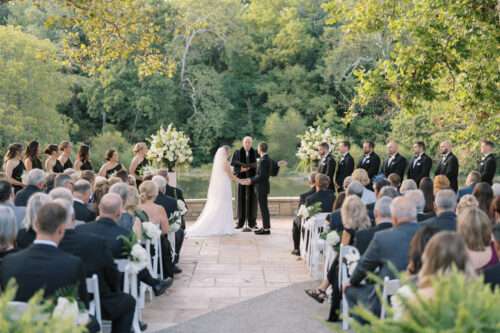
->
xmin=243 ymin=136 xmax=253 ymax=142
xmin=152 ymin=175 xmax=167 ymax=193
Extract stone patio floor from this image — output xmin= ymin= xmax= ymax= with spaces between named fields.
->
xmin=142 ymin=218 xmax=312 ymax=332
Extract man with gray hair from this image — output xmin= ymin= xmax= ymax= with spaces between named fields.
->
xmin=354 ymin=196 xmax=393 ymax=255
xmin=347 ymin=181 xmax=364 ymax=198
xmin=400 ymin=179 xmax=417 ymax=194
xmin=73 ymin=179 xmax=96 ymax=222
xmin=49 ymin=187 xmax=73 ymax=203
xmin=54 ymin=173 xmax=74 ymax=191
xmin=109 ymin=182 xmax=136 ymax=232
xmin=422 ymin=189 xmax=457 ymax=231
xmin=14 ymin=169 xmax=45 ymax=207
xmin=404 ymin=189 xmax=433 ymax=221
xmin=345 ymin=196 xmax=419 ymax=318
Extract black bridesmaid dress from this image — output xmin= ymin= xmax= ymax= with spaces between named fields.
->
xmin=105 ymin=163 xmax=123 ymax=178
xmin=12 ymin=160 xmax=25 ymax=193
xmin=80 ymin=160 xmax=93 ymax=171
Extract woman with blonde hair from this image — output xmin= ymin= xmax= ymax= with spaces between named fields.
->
xmin=433 ymin=175 xmax=451 ymax=195
xmin=129 ymin=142 xmax=149 ymax=183
xmin=456 ymin=194 xmax=479 ymax=216
xmin=138 ymin=181 xmax=169 ymax=234
xmin=351 ymin=168 xmax=376 ymax=204
xmin=457 ymin=207 xmax=498 ymax=271
xmin=341 ymin=194 xmax=372 ymax=244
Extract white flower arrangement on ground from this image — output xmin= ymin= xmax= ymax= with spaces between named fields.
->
xmin=52 ymin=297 xmax=89 ymax=326
xmin=147 ymin=124 xmax=193 ymax=171
xmin=128 ymin=243 xmax=149 ymax=273
xmin=142 ymin=222 xmax=162 ymax=241
xmin=296 ymin=127 xmax=340 ymax=171
xmin=177 ymin=200 xmax=188 ymax=215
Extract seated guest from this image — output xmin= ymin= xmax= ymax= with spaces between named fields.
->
xmin=108 ymin=176 xmax=123 ymax=187
xmin=305 ymin=174 xmax=335 ymax=212
xmin=492 ymin=183 xmax=500 ymax=197
xmin=491 ymin=196 xmax=500 ymax=225
xmin=14 ymin=169 xmax=45 ymax=207
xmin=158 ymin=169 xmax=186 ymax=203
xmin=366 ymin=179 xmax=391 ymax=219
xmin=0 ymin=180 xmax=25 ymax=230
xmin=93 ymin=179 xmax=110 ymax=215
xmin=0 ymin=202 xmax=88 ymax=304
xmin=57 ymin=198 xmax=136 ymax=333
xmin=73 ymin=179 xmax=96 ymax=223
xmin=388 ymin=173 xmax=401 ymax=190
xmin=419 ymin=177 xmax=435 ymax=214
xmin=422 ymin=190 xmax=457 ymax=231
xmin=400 ymin=179 xmax=417 ymax=194
xmin=484 ymin=224 xmax=500 ymax=288
xmin=456 ymin=194 xmax=479 ymax=216
xmin=433 ymin=175 xmax=450 ymax=195
xmin=328 ymin=181 xmax=364 ymax=232
xmin=80 ymin=170 xmax=96 ymax=189
xmin=114 ymin=169 xmax=129 ymax=183
xmin=292 ymin=173 xmax=317 ymax=255
xmin=473 ymin=182 xmax=494 ymax=218
xmin=351 ymin=169 xmax=376 ymax=205
xmin=458 ymin=171 xmax=481 ymax=200
xmin=109 ymin=182 xmax=141 ymax=234
xmin=457 ymin=207 xmax=498 ymax=271
xmin=49 ymin=186 xmax=74 ymax=202
xmin=54 ymin=173 xmax=74 ymax=191
xmin=125 ymin=186 xmax=149 ymax=222
xmin=0 ymin=206 xmax=18 ymax=259
xmin=44 ymin=173 xmax=57 ymax=193
xmin=367 ymin=183 xmax=398 ymax=222
xmin=344 ymin=196 xmax=420 ymax=318
xmin=405 ymin=190 xmax=433 ymax=221
xmin=16 ymin=193 xmax=51 ymax=249
xmin=77 ymin=193 xmax=172 ymax=295
xmin=354 ymin=196 xmax=394 ymax=255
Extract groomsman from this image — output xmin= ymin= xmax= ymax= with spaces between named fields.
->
xmin=335 ymin=141 xmax=355 ymax=192
xmin=479 ymin=140 xmax=496 ymax=185
xmin=357 ymin=141 xmax=381 ymax=184
xmin=381 ymin=140 xmax=407 ymax=179
xmin=407 ymin=141 xmax=432 ymax=186
xmin=435 ymin=141 xmax=459 ymax=192
xmin=317 ymin=142 xmax=336 ymax=190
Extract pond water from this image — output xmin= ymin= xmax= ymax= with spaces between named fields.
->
xmin=177 ymin=169 xmax=309 ymax=199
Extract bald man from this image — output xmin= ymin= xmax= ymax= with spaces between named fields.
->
xmin=435 ymin=141 xmax=459 ymax=192
xmin=381 ymin=141 xmax=407 ymax=179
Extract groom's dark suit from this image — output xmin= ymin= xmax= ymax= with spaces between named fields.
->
xmin=251 ymin=154 xmax=271 ymax=230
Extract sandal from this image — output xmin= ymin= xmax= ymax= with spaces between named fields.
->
xmin=305 ymin=288 xmax=327 ymax=304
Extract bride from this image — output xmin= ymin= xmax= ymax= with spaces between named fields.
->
xmin=186 ymin=146 xmax=238 ymax=237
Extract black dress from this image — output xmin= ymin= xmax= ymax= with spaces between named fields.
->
xmin=105 ymin=163 xmax=123 ymax=178
xmin=11 ymin=160 xmax=25 ymax=193
xmin=53 ymin=158 xmax=73 ymax=173
xmin=30 ymin=157 xmax=43 ymax=170
xmin=80 ymin=160 xmax=93 ymax=171
xmin=135 ymin=158 xmax=149 ymax=176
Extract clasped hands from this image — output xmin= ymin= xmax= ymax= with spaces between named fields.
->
xmin=238 ymin=178 xmax=252 ymax=186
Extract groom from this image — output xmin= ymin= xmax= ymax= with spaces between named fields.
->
xmin=241 ymin=142 xmax=271 ymax=235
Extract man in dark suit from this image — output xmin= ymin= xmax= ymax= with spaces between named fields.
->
xmin=407 ymin=141 xmax=432 ymax=186
xmin=73 ymin=179 xmax=96 ymax=222
xmin=77 ymin=193 xmax=171 ymax=295
xmin=422 ymin=189 xmax=457 ymax=231
xmin=335 ymin=141 xmax=355 ymax=192
xmin=58 ymin=198 xmax=135 ymax=333
xmin=0 ymin=202 xmax=88 ymax=304
xmin=354 ymin=196 xmax=393 ymax=255
xmin=305 ymin=174 xmax=335 ymax=212
xmin=14 ymin=169 xmax=45 ymax=207
xmin=292 ymin=173 xmax=317 ymax=255
xmin=458 ymin=171 xmax=481 ymax=200
xmin=345 ymin=196 xmax=420 ymax=318
xmin=479 ymin=140 xmax=496 ymax=185
xmin=381 ymin=140 xmax=407 ymax=179
xmin=357 ymin=141 xmax=381 ymax=187
xmin=242 ymin=142 xmax=272 ymax=235
xmin=435 ymin=141 xmax=459 ymax=192
xmin=484 ymin=224 xmax=500 ymax=289
xmin=318 ymin=142 xmax=336 ymax=190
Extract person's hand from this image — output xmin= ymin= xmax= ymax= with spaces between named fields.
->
xmin=241 ymin=179 xmax=251 ymax=186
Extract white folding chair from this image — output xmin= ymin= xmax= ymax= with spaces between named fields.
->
xmin=168 ymin=231 xmax=176 ymax=262
xmin=299 ymin=216 xmax=308 ymax=260
xmin=380 ymin=276 xmax=401 ymax=319
xmin=86 ymin=274 xmax=103 ymax=330
xmin=306 ymin=213 xmax=329 ymax=279
xmin=323 ymin=245 xmax=337 ymax=281
xmin=338 ymin=245 xmax=358 ymax=331
xmin=114 ymin=259 xmax=141 ymax=333
xmin=140 ymin=239 xmax=154 ymax=304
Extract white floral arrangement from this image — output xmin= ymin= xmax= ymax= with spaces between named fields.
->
xmin=52 ymin=297 xmax=89 ymax=326
xmin=147 ymin=124 xmax=193 ymax=171
xmin=168 ymin=211 xmax=182 ymax=233
xmin=142 ymin=222 xmax=162 ymax=241
xmin=177 ymin=200 xmax=188 ymax=215
xmin=326 ymin=231 xmax=341 ymax=247
xmin=297 ymin=202 xmax=323 ymax=220
xmin=296 ymin=127 xmax=340 ymax=172
xmin=128 ymin=243 xmax=149 ymax=273
xmin=297 ymin=204 xmax=309 ymax=219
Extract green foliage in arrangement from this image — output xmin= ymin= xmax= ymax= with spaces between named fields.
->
xmin=351 ymin=271 xmax=500 ymax=333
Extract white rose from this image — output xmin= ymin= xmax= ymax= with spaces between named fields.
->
xmin=53 ymin=297 xmax=79 ymax=323
xmin=326 ymin=231 xmax=340 ymax=246
xmin=177 ymin=200 xmax=188 ymax=215
xmin=131 ymin=244 xmax=148 ymax=264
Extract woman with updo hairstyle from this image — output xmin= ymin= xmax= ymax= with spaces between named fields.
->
xmin=44 ymin=144 xmax=59 ymax=172
xmin=98 ymin=149 xmax=123 ymax=178
xmin=129 ymin=142 xmax=149 ymax=184
xmin=24 ymin=140 xmax=42 ymax=171
xmin=138 ymin=180 xmax=169 ymax=234
xmin=74 ymin=144 xmax=93 ymax=171
xmin=3 ymin=143 xmax=25 ymax=192
xmin=433 ymin=175 xmax=451 ymax=195
xmin=491 ymin=196 xmax=500 ymax=225
xmin=472 ymin=182 xmax=494 ymax=219
xmin=53 ymin=141 xmax=73 ymax=173
xmin=456 ymin=194 xmax=479 ymax=216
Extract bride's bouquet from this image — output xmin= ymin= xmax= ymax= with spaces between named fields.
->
xmin=147 ymin=124 xmax=193 ymax=171
xmin=296 ymin=127 xmax=340 ymax=172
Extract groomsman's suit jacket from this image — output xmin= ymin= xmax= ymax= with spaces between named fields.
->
xmin=357 ymin=152 xmax=381 ymax=181
xmin=407 ymin=153 xmax=433 ymax=186
xmin=305 ymin=189 xmax=335 ymax=213
xmin=435 ymin=152 xmax=459 ymax=191
xmin=381 ymin=153 xmax=407 ymax=179
xmin=318 ymin=154 xmax=336 ymax=190
xmin=479 ymin=153 xmax=496 ymax=185
xmin=335 ymin=153 xmax=355 ymax=191
xmin=0 ymin=243 xmax=88 ymax=304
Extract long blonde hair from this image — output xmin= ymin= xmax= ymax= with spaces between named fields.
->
xmin=341 ymin=195 xmax=371 ymax=231
xmin=457 ymin=207 xmax=491 ymax=251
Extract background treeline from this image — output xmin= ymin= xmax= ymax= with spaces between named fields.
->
xmin=0 ymin=0 xmax=497 ymax=170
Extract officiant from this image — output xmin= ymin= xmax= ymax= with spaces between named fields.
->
xmin=231 ymin=136 xmax=258 ymax=230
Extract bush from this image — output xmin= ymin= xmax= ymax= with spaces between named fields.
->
xmin=90 ymin=129 xmax=133 ymax=170
xmin=351 ymin=271 xmax=500 ymax=333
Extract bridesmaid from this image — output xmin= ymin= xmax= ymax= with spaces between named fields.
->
xmin=74 ymin=144 xmax=93 ymax=171
xmin=3 ymin=143 xmax=25 ymax=193
xmin=44 ymin=144 xmax=59 ymax=173
xmin=99 ymin=149 xmax=123 ymax=178
xmin=24 ymin=141 xmax=43 ymax=171
xmin=129 ymin=142 xmax=149 ymax=184
xmin=53 ymin=141 xmax=73 ymax=173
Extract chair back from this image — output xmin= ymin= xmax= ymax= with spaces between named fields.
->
xmin=380 ymin=276 xmax=401 ymax=319
xmin=86 ymin=274 xmax=102 ymax=328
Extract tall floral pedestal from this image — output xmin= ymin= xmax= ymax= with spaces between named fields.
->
xmin=168 ymin=172 xmax=177 ymax=188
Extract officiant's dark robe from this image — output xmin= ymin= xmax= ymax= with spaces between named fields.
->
xmin=231 ymin=147 xmax=258 ymax=228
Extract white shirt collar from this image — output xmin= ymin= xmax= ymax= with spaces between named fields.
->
xmin=33 ymin=240 xmax=57 ymax=247
xmin=73 ymin=197 xmax=84 ymax=204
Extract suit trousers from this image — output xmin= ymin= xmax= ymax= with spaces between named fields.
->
xmin=101 ymin=292 xmax=136 ymax=333
xmin=292 ymin=217 xmax=301 ymax=251
xmin=258 ymin=190 xmax=270 ymax=229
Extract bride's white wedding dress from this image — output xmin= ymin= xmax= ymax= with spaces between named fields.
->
xmin=186 ymin=147 xmax=235 ymax=237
